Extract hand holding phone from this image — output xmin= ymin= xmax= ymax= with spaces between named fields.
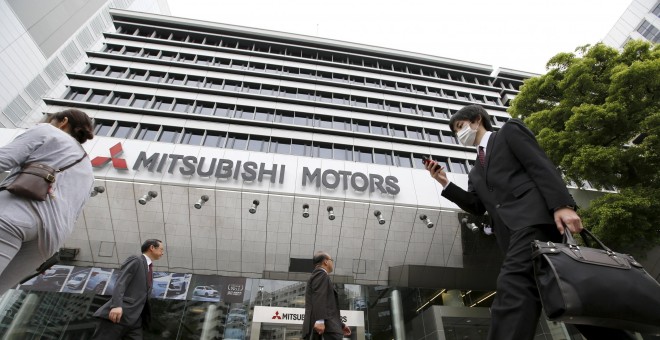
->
xmin=422 ymin=156 xmax=443 ymax=172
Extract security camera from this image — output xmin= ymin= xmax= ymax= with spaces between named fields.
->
xmin=249 ymin=199 xmax=260 ymax=214
xmin=194 ymin=195 xmax=210 ymax=209
xmin=327 ymin=206 xmax=335 ymax=220
xmin=468 ymin=223 xmax=479 ymax=233
xmin=302 ymin=204 xmax=310 ymax=218
xmin=138 ymin=190 xmax=158 ymax=205
xmin=374 ymin=210 xmax=386 ymax=225
xmin=419 ymin=214 xmax=434 ymax=229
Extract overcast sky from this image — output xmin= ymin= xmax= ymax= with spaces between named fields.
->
xmin=167 ymin=0 xmax=630 ymax=75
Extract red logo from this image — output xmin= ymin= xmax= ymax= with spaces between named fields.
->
xmin=91 ymin=142 xmax=128 ymax=170
xmin=272 ymin=311 xmax=282 ymax=319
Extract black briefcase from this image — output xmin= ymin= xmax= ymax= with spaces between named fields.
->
xmin=531 ymin=229 xmax=660 ymax=335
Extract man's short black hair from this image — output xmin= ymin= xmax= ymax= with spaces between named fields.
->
xmin=448 ymin=105 xmax=493 ymax=134
xmin=141 ymin=239 xmax=162 ymax=253
xmin=313 ymin=251 xmax=329 ymax=267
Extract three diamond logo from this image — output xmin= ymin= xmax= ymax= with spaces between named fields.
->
xmin=91 ymin=142 xmax=128 ymax=170
xmin=272 ymin=311 xmax=282 ymax=320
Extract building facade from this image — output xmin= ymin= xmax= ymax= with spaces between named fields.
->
xmin=603 ymin=0 xmax=660 ymax=47
xmin=0 ymin=7 xmax=603 ymax=340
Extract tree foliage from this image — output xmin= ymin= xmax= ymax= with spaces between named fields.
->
xmin=509 ymin=41 xmax=660 ymax=257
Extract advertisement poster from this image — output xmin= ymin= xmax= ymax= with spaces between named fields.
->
xmin=165 ymin=273 xmax=192 ymax=299
xmin=19 ymin=265 xmax=73 ymax=292
xmin=83 ymin=268 xmax=114 ymax=295
xmin=61 ymin=267 xmax=91 ymax=293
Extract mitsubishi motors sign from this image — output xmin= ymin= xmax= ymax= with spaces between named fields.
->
xmin=252 ymin=306 xmax=364 ymax=327
xmin=90 ymin=142 xmax=400 ymax=195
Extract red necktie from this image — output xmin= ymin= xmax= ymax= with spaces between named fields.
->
xmin=148 ymin=263 xmax=153 ymax=287
xmin=478 ymin=146 xmax=486 ymax=167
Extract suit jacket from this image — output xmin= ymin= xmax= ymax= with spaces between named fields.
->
xmin=94 ymin=255 xmax=151 ymax=327
xmin=302 ymin=268 xmax=343 ymax=339
xmin=442 ymin=119 xmax=575 ymax=236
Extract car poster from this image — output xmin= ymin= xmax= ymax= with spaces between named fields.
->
xmin=188 ymin=275 xmax=222 ymax=302
xmin=19 ymin=265 xmax=73 ymax=293
xmin=18 ymin=265 xmax=244 ymax=303
xmin=61 ymin=267 xmax=91 ymax=293
xmin=83 ymin=268 xmax=114 ymax=295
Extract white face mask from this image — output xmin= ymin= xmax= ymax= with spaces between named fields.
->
xmin=457 ymin=124 xmax=477 ymax=146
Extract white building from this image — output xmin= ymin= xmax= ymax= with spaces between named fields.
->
xmin=603 ymin=0 xmax=660 ymax=47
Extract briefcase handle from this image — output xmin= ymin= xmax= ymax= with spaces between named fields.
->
xmin=563 ymin=229 xmax=614 ymax=253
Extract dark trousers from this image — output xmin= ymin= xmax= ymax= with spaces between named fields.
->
xmin=92 ymin=318 xmax=143 ymax=340
xmin=488 ymin=224 xmax=635 ymax=340
xmin=309 ymin=332 xmax=343 ymax=340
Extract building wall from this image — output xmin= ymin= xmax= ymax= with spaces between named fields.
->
xmin=602 ymin=0 xmax=660 ymax=47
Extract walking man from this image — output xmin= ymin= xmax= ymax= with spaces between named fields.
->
xmin=302 ymin=251 xmax=351 ymax=340
xmin=425 ymin=105 xmax=634 ymax=339
xmin=92 ymin=239 xmax=165 ymax=339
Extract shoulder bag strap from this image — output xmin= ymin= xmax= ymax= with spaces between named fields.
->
xmin=57 ymin=153 xmax=88 ymax=172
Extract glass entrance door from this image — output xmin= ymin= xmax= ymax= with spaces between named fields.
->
xmin=258 ymin=323 xmax=303 ymax=340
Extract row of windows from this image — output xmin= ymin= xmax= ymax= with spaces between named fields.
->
xmin=93 ymin=118 xmax=474 ymax=173
xmin=100 ymin=45 xmax=503 ymax=106
xmin=66 ymin=86 xmax=509 ymax=143
xmin=114 ymin=24 xmax=522 ymax=91
xmin=83 ymin=64 xmax=509 ymax=124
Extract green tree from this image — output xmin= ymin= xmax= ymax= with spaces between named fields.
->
xmin=508 ymin=41 xmax=660 ymax=257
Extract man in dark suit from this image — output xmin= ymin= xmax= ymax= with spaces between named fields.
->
xmin=425 ymin=105 xmax=634 ymax=340
xmin=92 ymin=239 xmax=165 ymax=340
xmin=302 ymin=251 xmax=351 ymax=340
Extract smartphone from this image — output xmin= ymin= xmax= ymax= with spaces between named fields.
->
xmin=422 ymin=156 xmax=443 ymax=171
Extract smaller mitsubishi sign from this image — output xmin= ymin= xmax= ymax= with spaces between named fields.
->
xmin=252 ymin=306 xmax=364 ymax=327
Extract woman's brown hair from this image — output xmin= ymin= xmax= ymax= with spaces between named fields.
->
xmin=47 ymin=109 xmax=94 ymax=144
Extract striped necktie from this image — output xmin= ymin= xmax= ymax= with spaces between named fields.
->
xmin=478 ymin=146 xmax=486 ymax=167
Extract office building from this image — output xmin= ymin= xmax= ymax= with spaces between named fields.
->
xmin=603 ymin=0 xmax=660 ymax=47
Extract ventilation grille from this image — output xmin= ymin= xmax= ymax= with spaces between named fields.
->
xmin=44 ymin=58 xmax=65 ymax=82
xmin=3 ymin=95 xmax=30 ymax=125
xmin=76 ymin=27 xmax=94 ymax=50
xmin=62 ymin=41 xmax=81 ymax=65
xmin=25 ymin=75 xmax=49 ymax=102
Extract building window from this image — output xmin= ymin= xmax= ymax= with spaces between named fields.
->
xmin=291 ymin=140 xmax=312 ymax=156
xmin=226 ymin=133 xmax=248 ymax=150
xmin=203 ymin=132 xmax=226 ymax=148
xmin=270 ymin=138 xmax=291 ymax=154
xmin=313 ymin=142 xmax=333 ymax=159
xmin=88 ymin=90 xmax=110 ymax=104
xmin=131 ymin=95 xmax=151 ymax=109
xmin=394 ymin=152 xmax=413 ymax=168
xmin=181 ymin=129 xmax=204 ymax=145
xmin=166 ymin=74 xmax=185 ymax=85
xmin=194 ymin=101 xmax=215 ymax=115
xmin=371 ymin=122 xmax=388 ymax=135
xmin=94 ymin=119 xmax=114 ymax=136
xmin=186 ymin=76 xmax=203 ymax=88
xmin=294 ymin=113 xmax=314 ymax=127
xmin=426 ymin=129 xmax=441 ymax=143
xmin=255 ymin=108 xmax=275 ymax=122
xmin=333 ymin=145 xmax=353 ymax=161
xmin=153 ymin=97 xmax=173 ymax=111
xmin=637 ymin=20 xmax=660 ymax=43
xmin=449 ymin=158 xmax=467 ymax=174
xmin=87 ymin=64 xmax=107 ymax=76
xmin=315 ymin=116 xmax=332 ymax=129
xmin=129 ymin=69 xmax=147 ymax=81
xmin=112 ymin=122 xmax=136 ymax=139
xmin=223 ymin=80 xmax=241 ymax=92
xmin=407 ymin=127 xmax=424 ymax=140
xmin=390 ymin=125 xmax=406 ymax=138
xmin=158 ymin=127 xmax=180 ymax=143
xmin=146 ymin=71 xmax=165 ymax=83
xmin=214 ymin=103 xmax=233 ymax=117
xmin=172 ymin=99 xmax=193 ymax=113
xmin=355 ymin=147 xmax=373 ymax=163
xmin=109 ymin=92 xmax=131 ymax=106
xmin=441 ymin=131 xmax=458 ymax=144
xmin=275 ymin=110 xmax=294 ymax=124
xmin=326 ymin=117 xmax=346 ymax=131
xmin=234 ymin=106 xmax=254 ymax=120
xmin=353 ymin=120 xmax=370 ymax=134
xmin=136 ymin=125 xmax=159 ymax=141
xmin=66 ymin=88 xmax=88 ymax=101
xmin=653 ymin=2 xmax=660 ymax=17
xmin=247 ymin=136 xmax=269 ymax=152
xmin=374 ymin=149 xmax=393 ymax=165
